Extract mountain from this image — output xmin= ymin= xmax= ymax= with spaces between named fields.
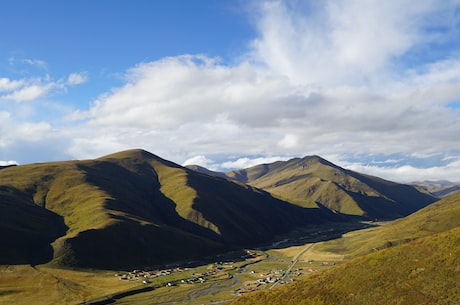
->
xmin=412 ymin=180 xmax=460 ymax=198
xmin=0 ymin=149 xmax=335 ymax=269
xmin=190 ymin=156 xmax=437 ymax=219
xmin=229 ymin=191 xmax=460 ymax=305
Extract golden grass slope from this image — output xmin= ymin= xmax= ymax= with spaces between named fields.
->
xmin=229 ymin=192 xmax=460 ymax=305
xmin=230 ymin=227 xmax=460 ymax=305
xmin=318 ymin=190 xmax=460 ymax=258
xmin=225 ymin=156 xmax=437 ymax=218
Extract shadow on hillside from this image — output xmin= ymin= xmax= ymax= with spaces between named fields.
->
xmin=256 ymin=220 xmax=379 ymax=251
xmin=0 ymin=186 xmax=68 ymax=266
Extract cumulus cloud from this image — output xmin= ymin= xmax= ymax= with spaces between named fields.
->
xmin=2 ymin=84 xmax=52 ymax=102
xmin=249 ymin=0 xmax=459 ymax=86
xmin=221 ymin=156 xmax=291 ymax=170
xmin=0 ymin=72 xmax=89 ymax=103
xmin=183 ymin=155 xmax=218 ymax=170
xmin=0 ymin=111 xmax=54 ymax=147
xmin=4 ymin=0 xmax=460 ymax=182
xmin=0 ymin=160 xmax=17 ymax=166
xmin=0 ymin=78 xmax=24 ymax=92
xmin=343 ymin=157 xmax=460 ymax=183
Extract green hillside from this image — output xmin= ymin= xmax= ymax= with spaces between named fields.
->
xmin=229 ymin=192 xmax=460 ymax=305
xmin=318 ymin=189 xmax=460 ymax=258
xmin=0 ymin=149 xmax=335 ymax=269
xmin=224 ymin=156 xmax=437 ymax=218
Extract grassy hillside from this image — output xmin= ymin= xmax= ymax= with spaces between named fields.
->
xmin=230 ymin=227 xmax=460 ymax=305
xmin=224 ymin=156 xmax=437 ymax=219
xmin=0 ymin=149 xmax=336 ymax=269
xmin=317 ymin=190 xmax=460 ymax=258
xmin=229 ymin=192 xmax=460 ymax=305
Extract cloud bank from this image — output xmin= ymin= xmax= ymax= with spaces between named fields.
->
xmin=2 ymin=0 xmax=460 ymax=182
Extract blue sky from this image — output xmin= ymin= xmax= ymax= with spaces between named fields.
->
xmin=1 ymin=0 xmax=460 ymax=182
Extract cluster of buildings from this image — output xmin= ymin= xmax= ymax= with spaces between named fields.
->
xmin=115 ymin=267 xmax=187 ymax=282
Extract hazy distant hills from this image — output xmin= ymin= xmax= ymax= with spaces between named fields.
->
xmin=189 ymin=155 xmax=437 ymax=219
xmin=0 ymin=149 xmax=336 ymax=269
xmin=229 ymin=189 xmax=460 ymax=305
xmin=412 ymin=180 xmax=460 ymax=198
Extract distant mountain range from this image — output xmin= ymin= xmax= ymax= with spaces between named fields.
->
xmin=412 ymin=180 xmax=460 ymax=198
xmin=0 ymin=149 xmax=437 ymax=269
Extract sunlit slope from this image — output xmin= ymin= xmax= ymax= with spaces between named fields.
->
xmin=226 ymin=156 xmax=436 ymax=218
xmin=230 ymin=192 xmax=460 ymax=305
xmin=230 ymin=226 xmax=460 ymax=305
xmin=0 ymin=149 xmax=335 ymax=268
xmin=319 ymin=190 xmax=460 ymax=258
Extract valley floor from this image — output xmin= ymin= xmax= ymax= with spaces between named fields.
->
xmin=0 ymin=222 xmax=364 ymax=305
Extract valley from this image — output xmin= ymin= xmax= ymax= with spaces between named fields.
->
xmin=0 ymin=149 xmax=458 ymax=305
xmin=0 ymin=221 xmax=362 ymax=305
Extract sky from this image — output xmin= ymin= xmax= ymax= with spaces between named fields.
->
xmin=1 ymin=0 xmax=460 ymax=183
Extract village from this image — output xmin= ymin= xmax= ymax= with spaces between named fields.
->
xmin=114 ymin=250 xmax=261 ymax=288
xmin=110 ymin=242 xmax=341 ymax=301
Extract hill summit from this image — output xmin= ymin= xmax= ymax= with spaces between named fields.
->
xmin=190 ymin=155 xmax=437 ymax=219
xmin=0 ymin=149 xmax=336 ymax=269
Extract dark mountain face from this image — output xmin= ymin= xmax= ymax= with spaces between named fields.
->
xmin=0 ymin=149 xmax=337 ymax=269
xmin=0 ymin=186 xmax=67 ymax=265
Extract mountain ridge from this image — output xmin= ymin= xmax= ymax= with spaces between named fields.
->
xmin=188 ymin=155 xmax=437 ymax=219
xmin=0 ymin=149 xmax=337 ymax=269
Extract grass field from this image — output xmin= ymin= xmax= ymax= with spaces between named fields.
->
xmin=0 ymin=265 xmax=137 ymax=305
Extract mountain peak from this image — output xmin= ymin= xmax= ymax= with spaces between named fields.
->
xmin=98 ymin=148 xmax=159 ymax=160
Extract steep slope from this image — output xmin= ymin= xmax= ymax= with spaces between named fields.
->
xmin=0 ymin=186 xmax=67 ymax=265
xmin=229 ymin=191 xmax=460 ymax=305
xmin=224 ymin=156 xmax=437 ymax=218
xmin=0 ymin=149 xmax=335 ymax=269
xmin=230 ymin=227 xmax=460 ymax=305
xmin=319 ymin=189 xmax=460 ymax=258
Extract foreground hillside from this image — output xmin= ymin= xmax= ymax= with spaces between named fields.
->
xmin=229 ymin=191 xmax=460 ymax=305
xmin=0 ymin=149 xmax=335 ymax=269
xmin=317 ymin=189 xmax=460 ymax=258
xmin=191 ymin=156 xmax=437 ymax=218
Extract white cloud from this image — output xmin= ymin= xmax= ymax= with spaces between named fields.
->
xmin=67 ymin=72 xmax=88 ymax=85
xmin=221 ymin=156 xmax=291 ymax=170
xmin=2 ymin=84 xmax=50 ymax=102
xmin=249 ymin=0 xmax=458 ymax=86
xmin=343 ymin=158 xmax=460 ymax=183
xmin=0 ymin=110 xmax=55 ymax=148
xmin=66 ymin=44 xmax=460 ymax=180
xmin=0 ymin=78 xmax=24 ymax=92
xmin=183 ymin=155 xmax=218 ymax=170
xmin=0 ymin=160 xmax=17 ymax=166
xmin=2 ymin=0 xmax=460 ymax=183
xmin=278 ymin=134 xmax=298 ymax=149
xmin=0 ymin=71 xmax=88 ymax=103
